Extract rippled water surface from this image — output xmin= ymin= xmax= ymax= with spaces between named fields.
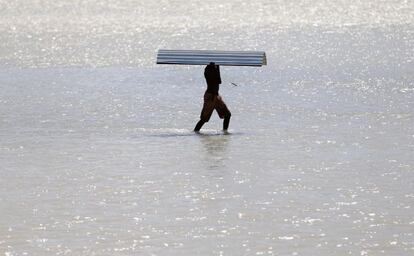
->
xmin=1 ymin=1 xmax=413 ymax=255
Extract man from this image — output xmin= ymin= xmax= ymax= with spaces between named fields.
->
xmin=194 ymin=62 xmax=231 ymax=132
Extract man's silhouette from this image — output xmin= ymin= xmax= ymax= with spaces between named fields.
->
xmin=194 ymin=62 xmax=231 ymax=132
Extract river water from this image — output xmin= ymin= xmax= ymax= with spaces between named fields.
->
xmin=0 ymin=1 xmax=413 ymax=255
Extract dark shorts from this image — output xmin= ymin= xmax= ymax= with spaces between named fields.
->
xmin=200 ymin=92 xmax=231 ymax=122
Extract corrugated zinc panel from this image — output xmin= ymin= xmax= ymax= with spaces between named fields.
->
xmin=156 ymin=50 xmax=267 ymax=67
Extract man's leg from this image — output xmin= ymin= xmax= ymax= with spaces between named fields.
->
xmin=194 ymin=120 xmax=205 ymax=131
xmin=195 ymin=93 xmax=215 ymax=132
xmin=223 ymin=114 xmax=231 ymax=131
xmin=216 ymin=95 xmax=231 ymax=131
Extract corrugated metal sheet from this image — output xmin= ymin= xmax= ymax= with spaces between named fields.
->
xmin=156 ymin=49 xmax=267 ymax=66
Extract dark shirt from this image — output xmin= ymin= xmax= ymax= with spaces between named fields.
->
xmin=204 ymin=64 xmax=221 ymax=95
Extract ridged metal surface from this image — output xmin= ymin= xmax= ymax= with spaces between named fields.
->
xmin=156 ymin=49 xmax=267 ymax=66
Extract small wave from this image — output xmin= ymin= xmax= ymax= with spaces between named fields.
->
xmin=134 ymin=127 xmax=239 ymax=137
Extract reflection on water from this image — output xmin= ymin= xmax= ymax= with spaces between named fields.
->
xmin=198 ymin=133 xmax=230 ymax=170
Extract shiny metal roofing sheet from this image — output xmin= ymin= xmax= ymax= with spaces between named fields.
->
xmin=156 ymin=50 xmax=267 ymax=66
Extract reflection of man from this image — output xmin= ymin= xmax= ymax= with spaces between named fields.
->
xmin=194 ymin=62 xmax=231 ymax=132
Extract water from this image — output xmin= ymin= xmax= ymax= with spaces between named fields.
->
xmin=1 ymin=1 xmax=413 ymax=255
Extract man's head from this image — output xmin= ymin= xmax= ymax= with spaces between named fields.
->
xmin=209 ymin=62 xmax=215 ymax=66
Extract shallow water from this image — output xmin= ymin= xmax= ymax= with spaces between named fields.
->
xmin=1 ymin=1 xmax=414 ymax=255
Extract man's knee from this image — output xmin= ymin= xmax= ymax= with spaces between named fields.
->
xmin=225 ymin=111 xmax=231 ymax=119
